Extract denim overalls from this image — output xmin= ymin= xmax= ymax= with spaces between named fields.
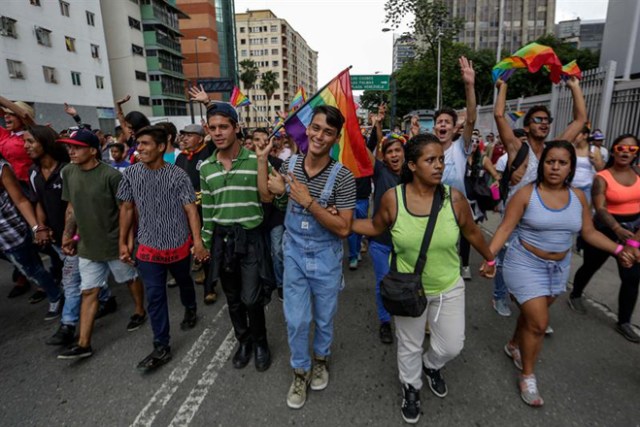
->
xmin=282 ymin=155 xmax=345 ymax=371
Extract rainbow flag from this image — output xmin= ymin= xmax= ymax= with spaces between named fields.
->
xmin=289 ymin=87 xmax=307 ymax=112
xmin=493 ymin=42 xmax=563 ymax=83
xmin=561 ymin=60 xmax=582 ymax=80
xmin=230 ymin=86 xmax=250 ymax=108
xmin=507 ymin=111 xmax=525 ymax=122
xmin=272 ymin=116 xmax=286 ymax=137
xmin=277 ymin=67 xmax=372 ymax=178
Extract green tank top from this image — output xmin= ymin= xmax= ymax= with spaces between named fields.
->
xmin=391 ymin=184 xmax=461 ymax=296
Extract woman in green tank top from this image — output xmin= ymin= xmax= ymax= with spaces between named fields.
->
xmin=352 ymin=134 xmax=496 ymax=424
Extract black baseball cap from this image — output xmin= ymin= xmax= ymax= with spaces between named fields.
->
xmin=206 ymin=101 xmax=239 ymax=123
xmin=57 ymin=128 xmax=100 ymax=150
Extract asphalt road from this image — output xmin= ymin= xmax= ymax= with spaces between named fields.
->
xmin=1 ymin=245 xmax=639 ymax=427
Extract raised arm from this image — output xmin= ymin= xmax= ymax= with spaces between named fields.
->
xmin=0 ymin=96 xmax=35 ymax=126
xmin=557 ymin=77 xmax=587 ymax=142
xmin=493 ymin=80 xmax=521 ymax=157
xmin=460 ymin=56 xmax=477 ymax=150
xmin=64 ymin=103 xmax=82 ymax=127
xmin=115 ymin=95 xmax=131 ymax=140
xmin=255 ymin=137 xmax=274 ymax=202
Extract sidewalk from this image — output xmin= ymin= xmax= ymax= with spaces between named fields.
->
xmin=480 ymin=211 xmax=640 ymax=327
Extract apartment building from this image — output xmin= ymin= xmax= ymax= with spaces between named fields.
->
xmin=235 ymin=10 xmax=318 ymax=126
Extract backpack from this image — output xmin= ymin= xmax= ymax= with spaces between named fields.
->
xmin=499 ymin=143 xmax=529 ymax=202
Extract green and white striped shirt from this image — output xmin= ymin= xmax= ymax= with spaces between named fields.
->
xmin=199 ymin=146 xmax=264 ymax=249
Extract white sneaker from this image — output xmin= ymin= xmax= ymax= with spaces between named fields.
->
xmin=545 ymin=325 xmax=554 ymax=335
xmin=461 ymin=266 xmax=472 ymax=280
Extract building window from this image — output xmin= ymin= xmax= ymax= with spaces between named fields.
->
xmin=90 ymin=44 xmax=100 ymax=58
xmin=42 ymin=66 xmax=57 ymax=83
xmin=271 ymin=37 xmax=278 ymax=44
xmin=0 ymin=16 xmax=17 ymax=38
xmin=138 ymin=96 xmax=150 ymax=106
xmin=152 ymin=99 xmax=162 ymax=106
xmin=135 ymin=70 xmax=147 ymax=81
xmin=271 ymin=48 xmax=278 ymax=55
xmin=86 ymin=11 xmax=95 ymax=26
xmin=274 ymin=94 xmax=280 ymax=100
xmin=59 ymin=1 xmax=70 ymax=17
xmin=150 ymin=75 xmax=160 ymax=81
xmin=146 ymin=49 xmax=157 ymax=57
xmin=35 ymin=27 xmax=51 ymax=47
xmin=270 ymin=25 xmax=277 ymax=32
xmin=272 ymin=60 xmax=279 ymax=67
xmin=71 ymin=71 xmax=81 ymax=86
xmin=65 ymin=36 xmax=76 ymax=52
xmin=240 ymin=49 xmax=247 ymax=57
xmin=239 ymin=27 xmax=245 ymax=33
xmin=30 ymin=0 xmax=41 ymax=5
xmin=132 ymin=44 xmax=144 ymax=56
xmin=95 ymin=75 xmax=104 ymax=89
xmin=7 ymin=59 xmax=24 ymax=79
xmin=240 ymin=39 xmax=246 ymax=45
xmin=128 ymin=16 xmax=141 ymax=30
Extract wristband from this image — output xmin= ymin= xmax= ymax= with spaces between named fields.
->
xmin=486 ymin=259 xmax=496 ymax=267
xmin=626 ymin=239 xmax=640 ymax=248
xmin=614 ymin=244 xmax=624 ymax=255
xmin=72 ymin=234 xmax=80 ymax=242
xmin=32 ymin=225 xmax=39 ymax=233
xmin=305 ymin=199 xmax=314 ymax=210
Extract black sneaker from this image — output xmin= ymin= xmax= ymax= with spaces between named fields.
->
xmin=7 ymin=281 xmax=30 ymax=298
xmin=180 ymin=308 xmax=197 ymax=330
xmin=44 ymin=298 xmax=63 ymax=321
xmin=96 ymin=296 xmax=118 ymax=319
xmin=137 ymin=344 xmax=172 ymax=372
xmin=58 ymin=344 xmax=93 ymax=360
xmin=46 ymin=324 xmax=75 ymax=346
xmin=379 ymin=322 xmax=393 ymax=344
xmin=401 ymin=384 xmax=421 ymax=424
xmin=277 ymin=287 xmax=284 ymax=302
xmin=28 ymin=290 xmax=47 ymax=304
xmin=127 ymin=312 xmax=147 ymax=332
xmin=423 ymin=366 xmax=448 ymax=398
xmin=616 ymin=323 xmax=640 ymax=343
xmin=567 ymin=296 xmax=587 ymax=315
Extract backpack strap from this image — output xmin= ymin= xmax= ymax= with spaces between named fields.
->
xmin=499 ymin=142 xmax=529 ymax=201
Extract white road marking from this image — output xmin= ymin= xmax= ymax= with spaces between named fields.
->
xmin=130 ymin=306 xmax=227 ymax=427
xmin=168 ymin=328 xmax=236 ymax=427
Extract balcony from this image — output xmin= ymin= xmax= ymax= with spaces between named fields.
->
xmin=143 ymin=31 xmax=183 ymax=56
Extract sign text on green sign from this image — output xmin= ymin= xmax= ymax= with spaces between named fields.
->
xmin=351 ymin=74 xmax=390 ymax=90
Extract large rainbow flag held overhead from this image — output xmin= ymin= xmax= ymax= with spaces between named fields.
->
xmin=276 ymin=67 xmax=373 ymax=178
xmin=493 ymin=42 xmax=564 ymax=83
xmin=230 ymin=86 xmax=250 ymax=108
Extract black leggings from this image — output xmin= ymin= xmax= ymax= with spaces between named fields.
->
xmin=460 ymin=235 xmax=471 ymax=267
xmin=571 ymin=227 xmax=640 ymax=324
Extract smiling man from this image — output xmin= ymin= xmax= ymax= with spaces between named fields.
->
xmin=257 ymin=105 xmax=356 ymax=409
xmin=199 ymin=102 xmax=274 ymax=373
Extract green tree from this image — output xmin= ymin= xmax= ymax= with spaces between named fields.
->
xmin=260 ymin=70 xmax=280 ymax=124
xmin=359 ymin=90 xmax=390 ymax=113
xmin=239 ymin=59 xmax=259 ymax=124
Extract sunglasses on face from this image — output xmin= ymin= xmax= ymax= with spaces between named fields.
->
xmin=613 ymin=145 xmax=640 ymax=154
xmin=530 ymin=116 xmax=553 ymax=124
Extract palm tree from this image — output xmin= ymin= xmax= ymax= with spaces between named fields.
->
xmin=239 ymin=59 xmax=259 ymax=125
xmin=260 ymin=70 xmax=280 ymax=126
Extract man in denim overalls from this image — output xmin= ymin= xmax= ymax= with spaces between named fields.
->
xmin=257 ymin=106 xmax=356 ymax=409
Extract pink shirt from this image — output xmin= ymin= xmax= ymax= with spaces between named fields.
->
xmin=0 ymin=127 xmax=32 ymax=182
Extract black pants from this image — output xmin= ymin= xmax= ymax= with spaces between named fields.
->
xmin=571 ymin=227 xmax=640 ymax=324
xmin=460 ymin=235 xmax=471 ymax=267
xmin=219 ymin=241 xmax=266 ymax=345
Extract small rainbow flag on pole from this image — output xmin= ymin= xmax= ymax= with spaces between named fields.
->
xmin=493 ymin=42 xmax=563 ymax=83
xmin=230 ymin=86 xmax=250 ymax=108
xmin=274 ymin=67 xmax=372 ymax=178
xmin=289 ymin=87 xmax=307 ymax=112
xmin=507 ymin=111 xmax=525 ymax=122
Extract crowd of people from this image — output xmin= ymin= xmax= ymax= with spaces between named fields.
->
xmin=1 ymin=54 xmax=639 ymax=424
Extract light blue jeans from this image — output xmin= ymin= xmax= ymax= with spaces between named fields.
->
xmin=493 ymin=247 xmax=508 ymax=300
xmin=347 ymin=199 xmax=370 ymax=261
xmin=368 ymin=240 xmax=392 ymax=324
xmin=283 ymin=234 xmax=344 ymax=371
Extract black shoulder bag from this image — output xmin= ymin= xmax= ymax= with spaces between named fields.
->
xmin=380 ymin=186 xmax=443 ymax=317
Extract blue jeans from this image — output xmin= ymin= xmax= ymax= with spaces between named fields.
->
xmin=136 ymin=256 xmax=197 ymax=347
xmin=270 ymin=225 xmax=284 ymax=288
xmin=283 ymin=235 xmax=344 ymax=371
xmin=4 ymin=240 xmax=61 ymax=303
xmin=368 ymin=240 xmax=392 ymax=324
xmin=347 ymin=199 xmax=370 ymax=261
xmin=492 ymin=247 xmax=508 ymax=300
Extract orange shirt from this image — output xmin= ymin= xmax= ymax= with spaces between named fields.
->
xmin=597 ymin=169 xmax=640 ymax=215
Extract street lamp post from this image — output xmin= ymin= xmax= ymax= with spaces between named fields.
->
xmin=436 ymin=28 xmax=443 ymax=110
xmin=194 ymin=35 xmax=207 ymax=120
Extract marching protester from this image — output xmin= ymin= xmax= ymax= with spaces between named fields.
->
xmin=258 ymin=106 xmax=356 ymax=409
xmin=571 ymin=123 xmax=604 ymax=205
xmin=568 ymin=134 xmax=640 ymax=343
xmin=117 ymin=125 xmax=205 ymax=371
xmin=352 ymin=134 xmax=495 ymax=424
xmin=200 ymin=101 xmax=274 ymax=373
xmin=56 ymin=129 xmax=146 ymax=360
xmin=482 ymin=140 xmax=632 ymax=407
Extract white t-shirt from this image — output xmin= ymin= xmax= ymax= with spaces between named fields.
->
xmin=442 ymin=137 xmax=472 ymax=196
xmin=496 ymin=153 xmax=508 ymax=173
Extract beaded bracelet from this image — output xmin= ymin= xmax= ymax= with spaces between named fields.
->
xmin=626 ymin=239 xmax=640 ymax=248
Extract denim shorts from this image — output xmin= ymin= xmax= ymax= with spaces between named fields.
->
xmin=78 ymin=257 xmax=137 ymax=291
xmin=502 ymin=238 xmax=572 ymax=304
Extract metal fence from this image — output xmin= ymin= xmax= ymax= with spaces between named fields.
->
xmin=476 ymin=61 xmax=640 ymax=146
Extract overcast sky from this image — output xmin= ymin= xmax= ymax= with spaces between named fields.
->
xmin=234 ymin=0 xmax=610 ymax=85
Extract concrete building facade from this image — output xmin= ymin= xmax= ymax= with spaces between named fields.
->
xmin=556 ymin=18 xmax=605 ymax=53
xmin=235 ymin=10 xmax=318 ymax=127
xmin=447 ymin=0 xmax=556 ymax=52
xmin=0 ymin=0 xmax=115 ymax=131
xmin=392 ymin=34 xmax=416 ymax=72
xmin=600 ymin=0 xmax=640 ymax=79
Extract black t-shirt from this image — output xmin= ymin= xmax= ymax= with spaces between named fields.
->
xmin=355 ymin=176 xmax=372 ymax=200
xmin=175 ymin=142 xmax=215 ymax=192
xmin=264 ymin=155 xmax=285 ymax=230
xmin=372 ymin=159 xmax=401 ymax=246
xmin=29 ymin=162 xmax=67 ymax=244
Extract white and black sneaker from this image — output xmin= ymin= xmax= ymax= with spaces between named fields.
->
xmin=401 ymin=384 xmax=420 ymax=424
xmin=423 ymin=366 xmax=448 ymax=398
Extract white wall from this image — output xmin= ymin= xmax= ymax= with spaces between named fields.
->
xmin=0 ymin=0 xmax=113 ymax=108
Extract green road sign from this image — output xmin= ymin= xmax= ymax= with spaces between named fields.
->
xmin=351 ymin=74 xmax=390 ymax=90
